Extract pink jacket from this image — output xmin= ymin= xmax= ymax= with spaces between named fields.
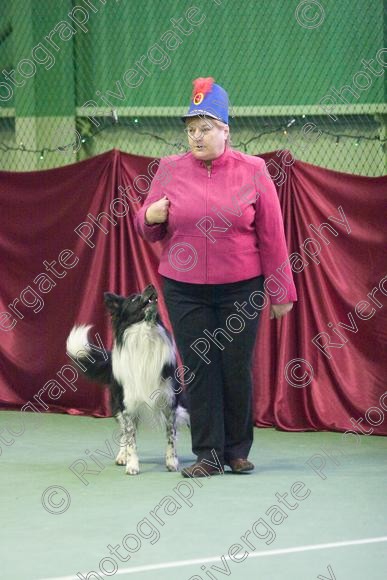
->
xmin=134 ymin=147 xmax=297 ymax=305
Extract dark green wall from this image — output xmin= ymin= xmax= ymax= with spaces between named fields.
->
xmin=0 ymin=0 xmax=385 ymax=115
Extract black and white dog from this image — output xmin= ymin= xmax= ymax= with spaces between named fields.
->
xmin=66 ymin=284 xmax=188 ymax=475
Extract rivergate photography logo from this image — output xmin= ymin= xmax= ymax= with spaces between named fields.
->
xmin=295 ymin=0 xmax=325 ymax=29
xmin=0 ymin=0 xmax=117 ymax=103
xmin=72 ymin=450 xmax=223 ymax=579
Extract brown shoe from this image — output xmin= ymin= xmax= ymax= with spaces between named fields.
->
xmin=181 ymin=460 xmax=224 ymax=478
xmin=226 ymin=458 xmax=255 ymax=473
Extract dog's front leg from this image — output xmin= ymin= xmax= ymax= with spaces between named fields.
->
xmin=122 ymin=413 xmax=140 ymax=475
xmin=165 ymin=409 xmax=179 ymax=472
xmin=115 ymin=412 xmax=128 ymax=466
xmin=115 ymin=432 xmax=128 ymax=466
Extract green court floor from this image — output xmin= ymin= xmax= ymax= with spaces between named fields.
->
xmin=0 ymin=410 xmax=386 ymax=580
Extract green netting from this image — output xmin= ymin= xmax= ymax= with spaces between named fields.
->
xmin=0 ymin=0 xmax=386 ymax=174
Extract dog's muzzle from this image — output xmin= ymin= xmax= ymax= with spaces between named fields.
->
xmin=142 ymin=284 xmax=157 ymax=302
xmin=142 ymin=285 xmax=158 ymax=322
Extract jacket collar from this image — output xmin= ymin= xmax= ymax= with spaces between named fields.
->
xmin=191 ymin=146 xmax=232 ymax=173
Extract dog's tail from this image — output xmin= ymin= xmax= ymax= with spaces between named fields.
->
xmin=176 ymin=404 xmax=190 ymax=428
xmin=66 ymin=324 xmax=112 ymax=385
xmin=175 ymin=388 xmax=190 ymax=428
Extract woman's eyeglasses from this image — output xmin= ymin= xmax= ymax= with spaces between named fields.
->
xmin=184 ymin=125 xmax=214 ymax=139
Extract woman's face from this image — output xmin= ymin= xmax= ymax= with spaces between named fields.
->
xmin=185 ymin=117 xmax=229 ymax=162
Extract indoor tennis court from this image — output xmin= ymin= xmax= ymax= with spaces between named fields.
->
xmin=1 ymin=411 xmax=386 ymax=579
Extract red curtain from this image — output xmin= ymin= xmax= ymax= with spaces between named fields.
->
xmin=0 ymin=149 xmax=386 ymax=434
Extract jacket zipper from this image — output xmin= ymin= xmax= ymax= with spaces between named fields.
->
xmin=205 ymin=164 xmax=211 ymax=283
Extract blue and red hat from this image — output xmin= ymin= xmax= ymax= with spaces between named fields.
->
xmin=182 ymin=77 xmax=229 ymax=125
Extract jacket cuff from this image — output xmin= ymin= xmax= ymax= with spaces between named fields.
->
xmin=269 ymin=285 xmax=298 ymax=305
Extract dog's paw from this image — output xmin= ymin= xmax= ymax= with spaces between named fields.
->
xmin=115 ymin=449 xmax=127 ymax=465
xmin=166 ymin=457 xmax=179 ymax=472
xmin=125 ymin=466 xmax=140 ymax=475
xmin=125 ymin=459 xmax=140 ymax=475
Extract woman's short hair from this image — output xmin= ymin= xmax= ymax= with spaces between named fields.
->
xmin=213 ymin=118 xmax=231 ymax=147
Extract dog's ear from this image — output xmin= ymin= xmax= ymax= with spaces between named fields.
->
xmin=104 ymin=292 xmax=123 ymax=314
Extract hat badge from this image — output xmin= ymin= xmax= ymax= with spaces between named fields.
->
xmin=193 ymin=92 xmax=204 ymax=105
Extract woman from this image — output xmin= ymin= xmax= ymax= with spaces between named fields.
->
xmin=135 ymin=77 xmax=297 ymax=478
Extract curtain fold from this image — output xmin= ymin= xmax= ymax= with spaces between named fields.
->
xmin=0 ymin=149 xmax=386 ymax=434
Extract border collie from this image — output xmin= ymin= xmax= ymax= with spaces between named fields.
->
xmin=66 ymin=284 xmax=188 ymax=475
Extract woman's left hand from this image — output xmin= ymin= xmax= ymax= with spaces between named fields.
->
xmin=270 ymin=302 xmax=294 ymax=320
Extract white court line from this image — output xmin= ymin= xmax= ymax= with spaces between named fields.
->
xmin=39 ymin=536 xmax=387 ymax=580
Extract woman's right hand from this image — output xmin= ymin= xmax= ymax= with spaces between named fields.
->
xmin=145 ymin=195 xmax=170 ymax=225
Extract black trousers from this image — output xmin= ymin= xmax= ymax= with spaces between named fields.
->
xmin=161 ymin=275 xmax=264 ymax=464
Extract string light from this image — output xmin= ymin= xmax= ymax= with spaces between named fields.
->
xmin=0 ymin=114 xmax=385 ymax=158
xmin=235 ymin=118 xmax=386 ymax=152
